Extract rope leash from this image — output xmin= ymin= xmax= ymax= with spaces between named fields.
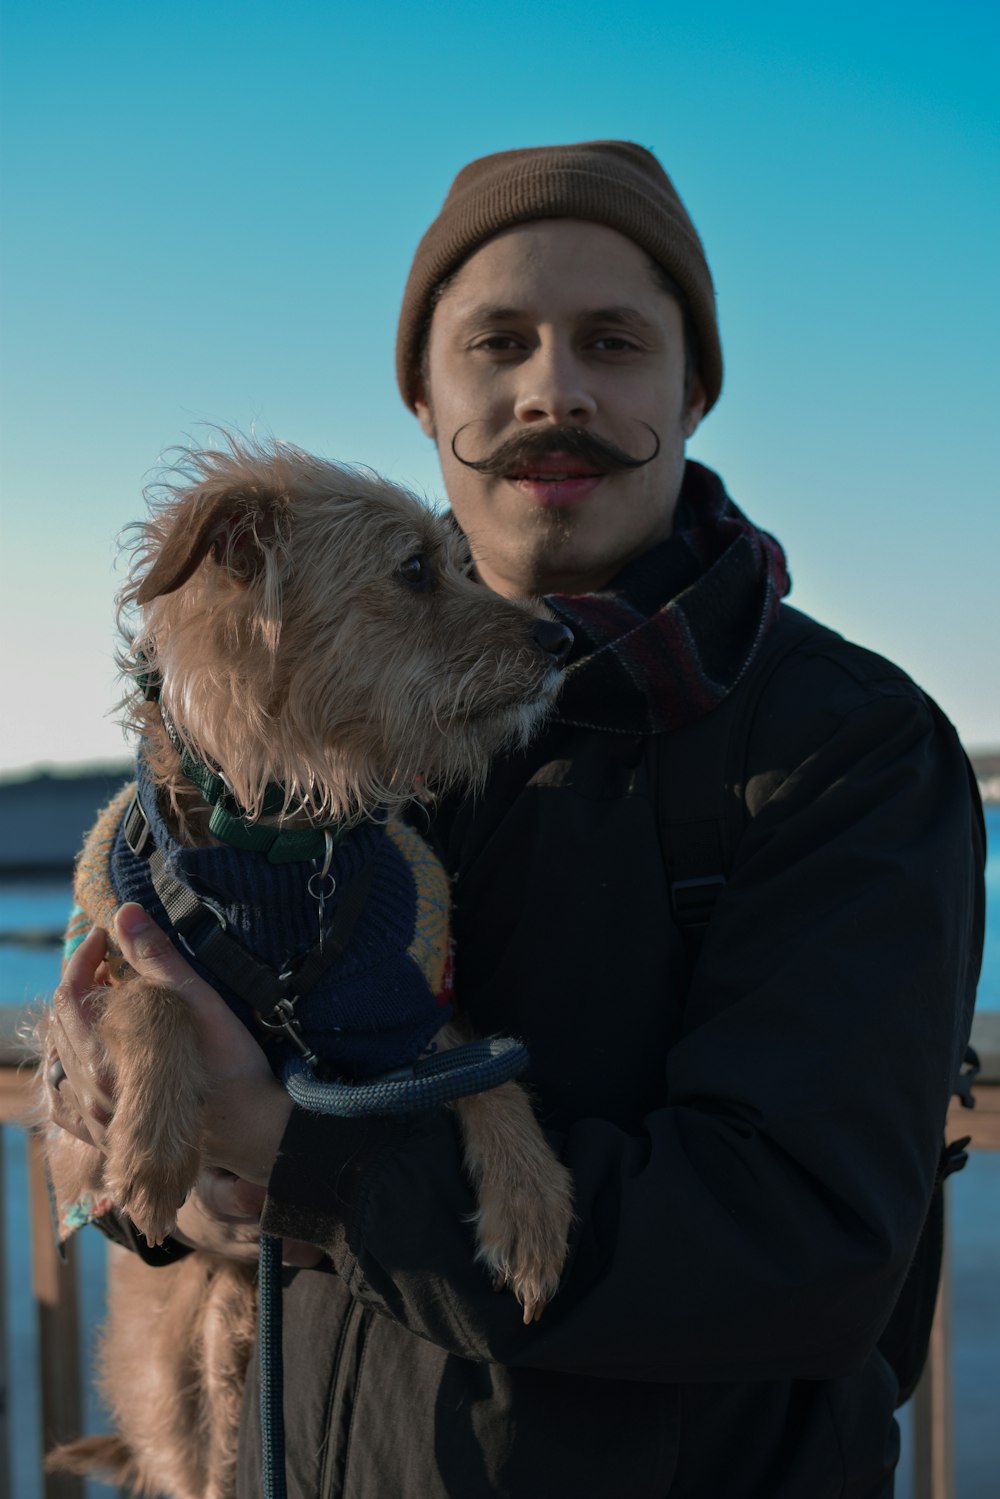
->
xmin=258 ymin=1233 xmax=286 ymax=1499
xmin=259 ymin=1037 xmax=529 ymax=1499
xmin=283 ymin=1035 xmax=528 ymax=1113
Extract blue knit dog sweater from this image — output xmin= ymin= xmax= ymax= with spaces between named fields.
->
xmin=67 ymin=761 xmax=454 ymax=1081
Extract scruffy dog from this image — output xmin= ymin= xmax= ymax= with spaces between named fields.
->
xmin=41 ymin=438 xmax=575 ymax=1499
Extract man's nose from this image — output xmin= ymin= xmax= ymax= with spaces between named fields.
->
xmin=512 ymin=342 xmax=597 ymax=425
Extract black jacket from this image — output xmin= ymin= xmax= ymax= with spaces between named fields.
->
xmin=244 ymin=605 xmax=984 ymax=1499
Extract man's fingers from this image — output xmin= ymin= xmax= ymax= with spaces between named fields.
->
xmin=195 ymin=1167 xmax=267 ymax=1222
xmin=45 ymin=999 xmax=114 ymax=1146
xmin=64 ymin=920 xmax=108 ymax=978
xmin=114 ymin=904 xmax=217 ymax=1004
xmin=55 ymin=924 xmax=108 ymax=1020
xmin=48 ymin=1082 xmax=109 ymax=1146
xmin=49 ymin=924 xmax=115 ymax=1146
xmin=114 ymin=904 xmax=274 ymax=1093
xmin=174 ymin=1175 xmax=323 ymax=1267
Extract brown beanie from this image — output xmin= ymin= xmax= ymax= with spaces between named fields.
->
xmin=396 ymin=140 xmax=723 ymax=413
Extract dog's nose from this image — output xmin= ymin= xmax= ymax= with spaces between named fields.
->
xmin=531 ymin=619 xmax=574 ymax=664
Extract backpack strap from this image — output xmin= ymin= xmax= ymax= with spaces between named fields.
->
xmin=651 ymin=603 xmax=981 ymax=1407
xmin=651 ymin=605 xmax=826 ymax=946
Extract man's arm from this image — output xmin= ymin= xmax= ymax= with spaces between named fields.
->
xmin=54 ymin=681 xmax=982 ymax=1379
xmin=48 ymin=906 xmax=321 ymax=1266
xmin=258 ymin=680 xmax=985 ymax=1380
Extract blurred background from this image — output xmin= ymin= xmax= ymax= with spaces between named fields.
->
xmin=1 ymin=0 xmax=998 ymax=769
xmin=1 ymin=1 xmax=996 ymax=1494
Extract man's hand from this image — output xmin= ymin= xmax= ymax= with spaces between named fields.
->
xmin=48 ymin=923 xmax=115 ymax=1149
xmin=48 ymin=903 xmax=321 ymax=1267
xmin=173 ymin=1168 xmax=321 ymax=1266
xmin=112 ymin=902 xmax=293 ymax=1185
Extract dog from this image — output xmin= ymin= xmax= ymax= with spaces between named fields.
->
xmin=41 ymin=437 xmax=575 ymax=1499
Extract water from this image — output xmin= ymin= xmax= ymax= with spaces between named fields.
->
xmin=3 ymin=806 xmax=998 ymax=1008
xmin=981 ymin=806 xmax=1000 ymax=1004
xmin=0 ymin=880 xmax=68 ymax=1004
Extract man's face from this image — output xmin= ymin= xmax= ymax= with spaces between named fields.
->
xmin=415 ymin=219 xmax=706 ymax=599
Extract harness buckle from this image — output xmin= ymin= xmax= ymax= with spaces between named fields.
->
xmin=123 ymin=794 xmax=153 ymax=857
xmin=937 ymin=1136 xmax=972 ymax=1185
xmin=954 ymin=1044 xmax=981 ymax=1110
xmin=670 ymin=874 xmax=726 ymax=928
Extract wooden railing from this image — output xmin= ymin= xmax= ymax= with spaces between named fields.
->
xmin=1 ymin=1010 xmax=96 ymax=1499
xmin=2 ymin=1008 xmax=998 ymax=1499
xmin=917 ymin=1017 xmax=1000 ymax=1499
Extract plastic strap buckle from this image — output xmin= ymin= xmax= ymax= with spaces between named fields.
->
xmin=123 ymin=793 xmax=153 ymax=858
xmin=670 ymin=874 xmax=726 ymax=928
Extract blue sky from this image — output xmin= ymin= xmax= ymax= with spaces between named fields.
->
xmin=1 ymin=0 xmax=997 ymax=772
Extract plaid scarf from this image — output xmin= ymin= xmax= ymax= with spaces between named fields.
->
xmin=547 ymin=461 xmax=790 ymax=734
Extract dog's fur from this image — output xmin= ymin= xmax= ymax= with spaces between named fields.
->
xmin=41 ymin=439 xmax=575 ymax=1499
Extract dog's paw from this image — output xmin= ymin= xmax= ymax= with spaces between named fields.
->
xmin=107 ymin=1171 xmax=188 ymax=1247
xmin=471 ymin=1159 xmax=575 ymax=1324
xmin=455 ymin=1081 xmax=575 ymax=1323
xmin=103 ymin=1132 xmax=200 ymax=1247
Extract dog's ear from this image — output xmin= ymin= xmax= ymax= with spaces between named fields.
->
xmin=136 ymin=490 xmax=285 ymax=604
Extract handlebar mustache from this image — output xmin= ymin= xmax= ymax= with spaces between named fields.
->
xmin=450 ymin=422 xmax=661 ymax=476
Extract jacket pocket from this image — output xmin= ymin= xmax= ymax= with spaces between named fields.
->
xmin=343 ymin=1329 xmax=680 ymax=1499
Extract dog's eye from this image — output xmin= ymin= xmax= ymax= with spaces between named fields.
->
xmin=397 ymin=554 xmax=432 ymax=590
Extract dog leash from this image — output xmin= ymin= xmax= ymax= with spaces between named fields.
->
xmin=258 ymin=1233 xmax=288 ymax=1499
xmin=283 ymin=1035 xmax=527 ymax=1113
xmin=259 ymin=1038 xmax=529 ymax=1499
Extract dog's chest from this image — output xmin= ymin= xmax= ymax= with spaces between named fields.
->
xmin=71 ymin=780 xmax=454 ymax=1082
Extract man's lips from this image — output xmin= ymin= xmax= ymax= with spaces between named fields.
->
xmin=504 ymin=451 xmax=605 ymax=506
xmin=505 ymin=452 xmax=604 ymax=481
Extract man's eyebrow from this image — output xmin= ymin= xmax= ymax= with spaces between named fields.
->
xmin=455 ymin=304 xmax=659 ymax=328
xmin=580 ymin=305 xmax=659 ymax=329
xmin=456 ymin=304 xmax=527 ymax=326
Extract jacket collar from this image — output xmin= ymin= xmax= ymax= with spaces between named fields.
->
xmin=546 ymin=461 xmax=790 ymax=734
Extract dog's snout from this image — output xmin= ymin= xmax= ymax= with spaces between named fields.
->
xmin=531 ymin=619 xmax=574 ymax=664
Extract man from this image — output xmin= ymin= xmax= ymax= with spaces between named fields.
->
xmin=51 ymin=141 xmax=984 ymax=1497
